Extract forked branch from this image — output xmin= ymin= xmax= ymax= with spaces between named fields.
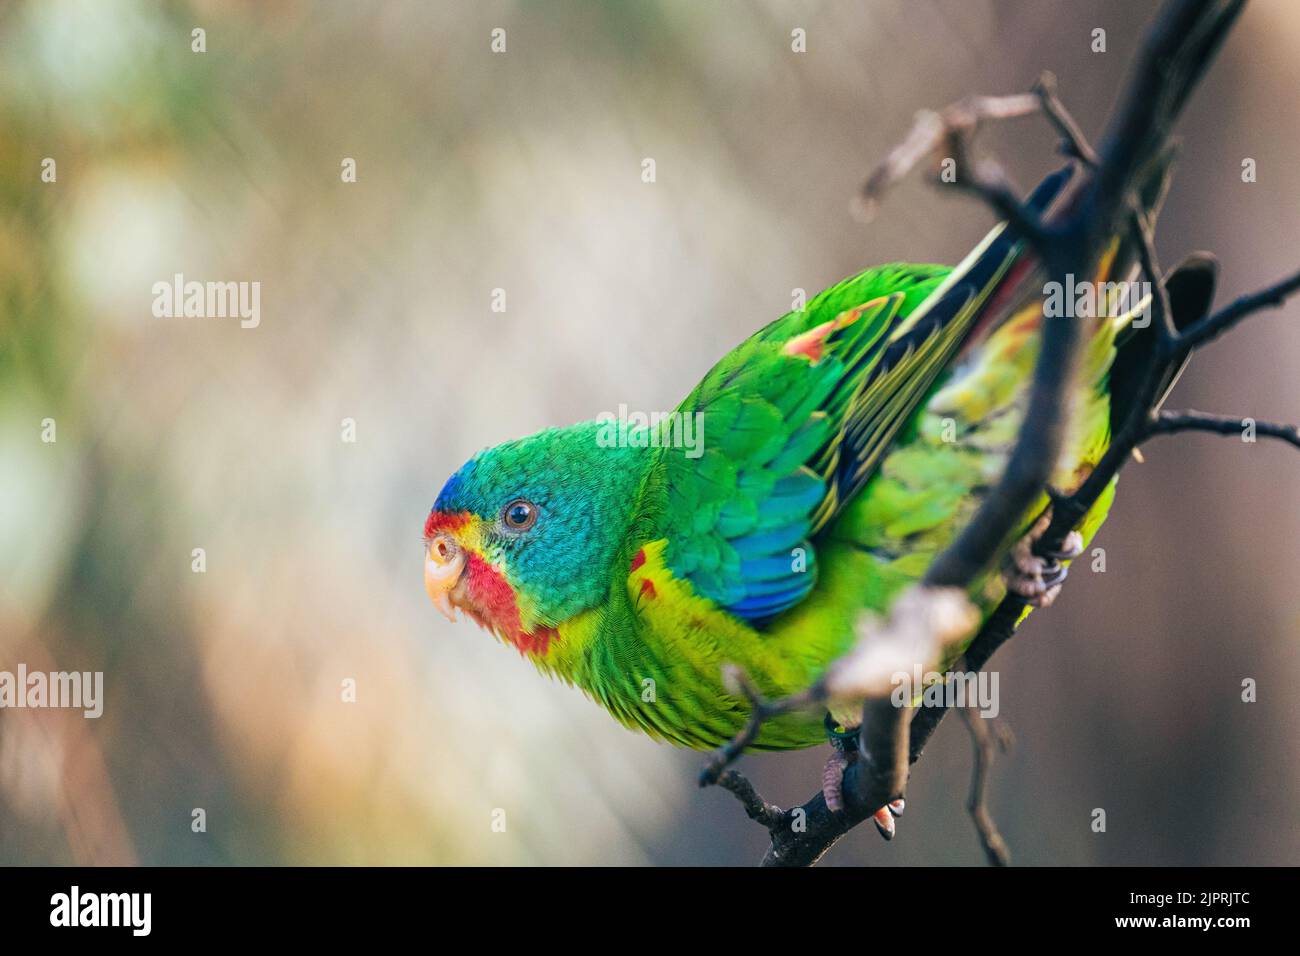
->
xmin=704 ymin=0 xmax=1298 ymax=867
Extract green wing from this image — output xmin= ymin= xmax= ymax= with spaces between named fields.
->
xmin=636 ymin=167 xmax=1073 ymax=623
xmin=639 ymin=249 xmax=1021 ymax=619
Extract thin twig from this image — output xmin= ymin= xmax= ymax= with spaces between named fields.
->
xmin=698 ymin=667 xmax=825 ymax=786
xmin=1034 ymin=71 xmax=1098 ymax=166
xmin=857 ymin=92 xmax=1044 ymax=239
xmin=716 ymin=770 xmax=788 ymax=831
xmin=942 ymin=143 xmax=1051 ymax=248
xmin=1146 ymin=409 xmax=1300 ymax=449
xmin=1178 ymin=267 xmax=1300 ymax=352
xmin=960 ymin=706 xmax=1012 ymax=867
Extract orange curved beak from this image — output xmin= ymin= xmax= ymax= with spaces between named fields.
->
xmin=424 ymin=533 xmax=466 ymax=622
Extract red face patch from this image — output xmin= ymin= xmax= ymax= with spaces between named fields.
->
xmin=424 ymin=510 xmax=469 ymax=538
xmin=463 ymin=553 xmax=557 ymax=657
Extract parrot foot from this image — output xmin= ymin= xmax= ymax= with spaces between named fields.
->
xmin=1003 ymin=516 xmax=1083 ymax=608
xmin=822 ymin=716 xmax=906 ymax=839
xmin=819 ymin=751 xmax=906 ymax=839
xmin=821 ymin=749 xmax=851 ymax=813
xmin=873 ymin=799 xmax=907 ymax=840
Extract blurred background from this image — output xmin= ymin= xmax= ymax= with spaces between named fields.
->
xmin=1 ymin=0 xmax=1297 ymax=866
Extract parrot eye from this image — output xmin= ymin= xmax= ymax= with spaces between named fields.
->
xmin=501 ymin=498 xmax=538 ymax=532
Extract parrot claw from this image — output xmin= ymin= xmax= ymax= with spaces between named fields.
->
xmin=821 ymin=749 xmax=907 ymax=842
xmin=873 ymin=804 xmax=897 ymax=840
xmin=1003 ymin=517 xmax=1083 ymax=609
xmin=1048 ymin=530 xmax=1086 ymax=561
xmin=874 ymin=799 xmax=905 ymax=839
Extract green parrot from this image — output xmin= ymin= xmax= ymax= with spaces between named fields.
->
xmin=424 ymin=163 xmax=1205 ymax=824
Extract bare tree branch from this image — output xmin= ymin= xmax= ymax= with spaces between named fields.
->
xmin=1043 ymin=259 xmax=1300 ymax=550
xmin=1146 ymin=409 xmax=1300 ymax=449
xmin=1033 ymin=71 xmax=1097 ymax=166
xmin=856 ymin=92 xmax=1041 ymax=228
xmin=698 ymin=667 xmax=825 ymax=787
xmin=961 ymin=706 xmax=1012 ymax=867
xmin=703 ymin=0 xmax=1278 ymax=867
xmin=1179 ymin=267 xmax=1300 ymax=351
xmin=716 ymin=770 xmax=787 ymax=832
xmin=940 ymin=141 xmax=1052 ymax=249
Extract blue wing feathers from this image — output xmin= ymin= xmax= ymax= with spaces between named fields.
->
xmin=659 ymin=167 xmax=1077 ymax=624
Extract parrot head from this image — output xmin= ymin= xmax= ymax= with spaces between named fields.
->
xmin=423 ymin=421 xmax=641 ymax=656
